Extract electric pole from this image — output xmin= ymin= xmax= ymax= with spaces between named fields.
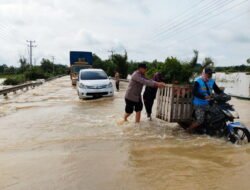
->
xmin=108 ymin=49 xmax=115 ymax=64
xmin=108 ymin=49 xmax=115 ymax=57
xmin=51 ymin=56 xmax=55 ymax=74
xmin=26 ymin=40 xmax=36 ymax=66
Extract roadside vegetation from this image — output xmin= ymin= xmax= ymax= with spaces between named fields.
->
xmin=93 ymin=51 xmax=250 ymax=83
xmin=0 ymin=57 xmax=69 ymax=85
xmin=215 ymin=65 xmax=250 ymax=74
xmin=247 ymin=58 xmax=250 ymax=64
xmin=1 ymin=52 xmax=249 ymax=86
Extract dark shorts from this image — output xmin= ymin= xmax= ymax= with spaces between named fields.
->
xmin=125 ymin=98 xmax=143 ymax=114
xmin=194 ymin=105 xmax=210 ymax=125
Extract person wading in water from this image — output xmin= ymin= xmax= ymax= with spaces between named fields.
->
xmin=143 ymin=72 xmax=163 ymax=121
xmin=123 ymin=64 xmax=165 ymax=123
xmin=114 ymin=71 xmax=120 ymax=91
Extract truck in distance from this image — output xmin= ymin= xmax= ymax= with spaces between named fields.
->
xmin=70 ymin=51 xmax=93 ymax=85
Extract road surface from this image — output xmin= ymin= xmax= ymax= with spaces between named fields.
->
xmin=0 ymin=76 xmax=250 ymax=190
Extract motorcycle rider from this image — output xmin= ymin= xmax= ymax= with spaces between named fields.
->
xmin=187 ymin=68 xmax=223 ymax=132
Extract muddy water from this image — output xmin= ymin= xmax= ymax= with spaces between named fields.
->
xmin=0 ymin=77 xmax=250 ymax=190
xmin=0 ymin=78 xmax=5 ymax=89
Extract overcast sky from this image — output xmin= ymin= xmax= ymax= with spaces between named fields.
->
xmin=0 ymin=0 xmax=249 ymax=66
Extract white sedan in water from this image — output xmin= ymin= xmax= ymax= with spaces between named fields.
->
xmin=77 ymin=69 xmax=114 ymax=99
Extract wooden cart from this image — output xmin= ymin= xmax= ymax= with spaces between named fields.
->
xmin=156 ymin=84 xmax=193 ymax=122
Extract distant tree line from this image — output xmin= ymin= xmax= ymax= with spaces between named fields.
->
xmin=93 ymin=51 xmax=250 ymax=84
xmin=93 ymin=50 xmax=215 ymax=84
xmin=0 ymin=57 xmax=68 ymax=85
xmin=1 ymin=52 xmax=249 ymax=85
xmin=247 ymin=58 xmax=250 ymax=64
xmin=215 ymin=65 xmax=250 ymax=73
xmin=92 ymin=52 xmax=129 ymax=79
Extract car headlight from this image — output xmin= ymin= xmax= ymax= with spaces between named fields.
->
xmin=79 ymin=83 xmax=86 ymax=89
xmin=108 ymin=82 xmax=113 ymax=88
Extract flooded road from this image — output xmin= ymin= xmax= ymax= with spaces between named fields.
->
xmin=0 ymin=76 xmax=250 ymax=190
xmin=0 ymin=78 xmax=5 ymax=90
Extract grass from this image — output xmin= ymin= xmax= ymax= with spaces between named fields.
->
xmin=0 ymin=74 xmax=17 ymax=78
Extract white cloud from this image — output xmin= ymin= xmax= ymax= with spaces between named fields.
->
xmin=0 ymin=0 xmax=249 ymax=66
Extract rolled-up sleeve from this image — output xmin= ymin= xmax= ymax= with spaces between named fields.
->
xmin=132 ymin=73 xmax=156 ymax=87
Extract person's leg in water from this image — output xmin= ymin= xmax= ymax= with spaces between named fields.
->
xmin=187 ymin=106 xmax=205 ymax=132
xmin=124 ymin=113 xmax=131 ymax=121
xmin=143 ymin=99 xmax=149 ymax=117
xmin=116 ymin=81 xmax=120 ymax=91
xmin=187 ymin=122 xmax=200 ymax=133
xmin=144 ymin=99 xmax=154 ymax=120
xmin=124 ymin=99 xmax=134 ymax=122
xmin=135 ymin=100 xmax=143 ymax=123
xmin=135 ymin=111 xmax=141 ymax=123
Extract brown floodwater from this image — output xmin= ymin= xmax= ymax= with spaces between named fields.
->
xmin=0 ymin=76 xmax=250 ymax=190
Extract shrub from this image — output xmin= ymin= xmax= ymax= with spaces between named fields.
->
xmin=3 ymin=75 xmax=25 ymax=85
xmin=24 ymin=67 xmax=49 ymax=81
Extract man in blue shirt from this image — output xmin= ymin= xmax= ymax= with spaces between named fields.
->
xmin=188 ymin=68 xmax=223 ymax=131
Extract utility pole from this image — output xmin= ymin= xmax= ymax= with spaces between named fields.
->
xmin=26 ymin=40 xmax=36 ymax=66
xmin=51 ymin=56 xmax=55 ymax=74
xmin=108 ymin=49 xmax=115 ymax=64
xmin=108 ymin=49 xmax=115 ymax=57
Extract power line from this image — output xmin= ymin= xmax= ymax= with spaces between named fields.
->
xmin=0 ymin=31 xmax=9 ymax=41
xmin=158 ymin=9 xmax=250 ymax=54
xmin=153 ymin=0 xmax=224 ymax=39
xmin=155 ymin=0 xmax=218 ymax=33
xmin=0 ymin=23 xmax=12 ymax=41
xmin=0 ymin=22 xmax=23 ymax=44
xmin=156 ymin=0 xmax=207 ymax=31
xmin=184 ymin=10 xmax=250 ymax=44
xmin=26 ymin=40 xmax=37 ymax=66
xmin=153 ymin=0 xmax=249 ymax=43
xmin=153 ymin=0 xmax=235 ymax=40
xmin=0 ymin=23 xmax=16 ymax=40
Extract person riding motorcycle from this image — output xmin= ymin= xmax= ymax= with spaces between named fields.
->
xmin=187 ymin=68 xmax=223 ymax=132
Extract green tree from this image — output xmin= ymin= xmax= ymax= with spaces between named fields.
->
xmin=111 ymin=51 xmax=128 ymax=78
xmin=4 ymin=66 xmax=17 ymax=74
xmin=53 ymin=64 xmax=68 ymax=75
xmin=247 ymin=58 xmax=250 ymax=64
xmin=161 ymin=57 xmax=183 ymax=83
xmin=200 ymin=57 xmax=214 ymax=73
xmin=190 ymin=50 xmax=199 ymax=67
xmin=127 ymin=61 xmax=138 ymax=75
xmin=0 ymin=64 xmax=8 ymax=74
xmin=92 ymin=54 xmax=104 ymax=69
xmin=92 ymin=52 xmax=129 ymax=78
xmin=40 ymin=58 xmax=54 ymax=73
xmin=19 ymin=56 xmax=29 ymax=73
xmin=24 ymin=66 xmax=49 ymax=80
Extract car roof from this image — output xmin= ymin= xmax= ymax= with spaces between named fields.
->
xmin=80 ymin=69 xmax=104 ymax=72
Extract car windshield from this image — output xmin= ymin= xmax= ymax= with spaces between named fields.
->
xmin=81 ymin=70 xmax=108 ymax=80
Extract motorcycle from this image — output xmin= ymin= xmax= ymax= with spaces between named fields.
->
xmin=178 ymin=93 xmax=250 ymax=144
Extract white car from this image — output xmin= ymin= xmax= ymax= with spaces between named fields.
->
xmin=77 ymin=69 xmax=114 ymax=99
